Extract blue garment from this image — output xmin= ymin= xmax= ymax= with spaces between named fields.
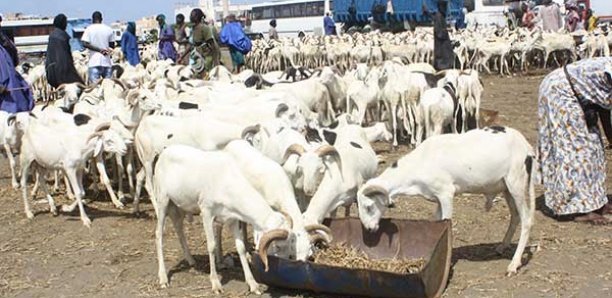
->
xmin=230 ymin=48 xmax=245 ymax=67
xmin=158 ymin=25 xmax=177 ymax=62
xmin=324 ymin=16 xmax=336 ymax=35
xmin=88 ymin=66 xmax=112 ymax=84
xmin=0 ymin=42 xmax=34 ymax=113
xmin=455 ymin=10 xmax=466 ymax=29
xmin=220 ymin=22 xmax=251 ymax=55
xmin=121 ymin=30 xmax=140 ymax=66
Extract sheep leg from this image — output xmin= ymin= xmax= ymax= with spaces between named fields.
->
xmin=202 ymin=211 xmax=224 ymax=294
xmin=36 ymin=170 xmax=58 ymax=216
xmin=497 ymin=190 xmax=520 ymax=255
xmin=133 ymin=168 xmax=146 ymax=214
xmin=168 ymin=206 xmax=196 ymax=266
xmin=53 ymin=170 xmax=60 ymax=193
xmin=114 ymin=154 xmax=126 ymax=202
xmin=5 ymin=144 xmax=20 ymax=189
xmin=213 ymin=221 xmax=227 ymax=269
xmin=96 ymin=155 xmax=124 ymax=209
xmin=229 ymin=220 xmax=261 ymax=294
xmin=20 ymin=158 xmax=34 ymax=219
xmin=65 ymin=169 xmax=91 ymax=227
xmin=433 ymin=191 xmax=454 ymax=220
xmin=64 ymin=174 xmax=75 ymax=200
xmin=125 ymin=148 xmax=135 ymax=196
xmin=155 ymin=192 xmax=169 ymax=288
xmin=391 ymin=102 xmax=398 ymax=147
xmin=30 ymin=169 xmax=40 ymax=197
xmin=504 ymin=183 xmax=533 ymax=275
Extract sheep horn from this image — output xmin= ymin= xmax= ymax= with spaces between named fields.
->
xmin=257 ymin=229 xmax=289 ymax=272
xmin=304 ymin=224 xmax=332 ymax=237
xmin=241 ymin=124 xmax=261 ymax=140
xmin=94 ymin=122 xmax=111 ymax=132
xmin=56 ymin=84 xmax=67 ymax=91
xmin=86 ymin=131 xmax=104 ymax=142
xmin=76 ymin=82 xmax=88 ymax=90
xmin=275 ymin=103 xmax=289 ymax=118
xmin=83 ymin=79 xmax=102 ymax=92
xmin=316 ymin=145 xmax=342 ymax=173
xmin=111 ymin=78 xmax=128 ymax=90
xmin=126 ymin=91 xmax=140 ymax=105
xmin=309 ymin=233 xmax=331 ymax=246
xmin=6 ymin=115 xmax=16 ymax=126
xmin=362 ymin=185 xmax=389 ymax=198
xmin=282 ymin=144 xmax=305 ymax=164
xmin=278 ymin=210 xmax=293 ymax=230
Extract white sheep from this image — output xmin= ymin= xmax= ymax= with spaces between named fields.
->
xmin=357 ymin=126 xmax=535 ymax=275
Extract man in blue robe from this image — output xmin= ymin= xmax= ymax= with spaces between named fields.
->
xmin=121 ymin=22 xmax=140 ymax=66
xmin=324 ymin=12 xmax=336 ymax=35
xmin=0 ymin=17 xmax=34 ymax=113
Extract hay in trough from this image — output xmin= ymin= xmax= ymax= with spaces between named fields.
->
xmin=311 ymin=244 xmax=426 ymax=274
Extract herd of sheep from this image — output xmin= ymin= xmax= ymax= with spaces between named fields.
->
xmin=4 ymin=25 xmax=600 ymax=293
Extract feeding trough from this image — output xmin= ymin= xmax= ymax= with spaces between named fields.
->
xmin=251 ymin=217 xmax=452 ymax=298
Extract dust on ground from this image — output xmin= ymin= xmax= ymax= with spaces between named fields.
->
xmin=0 ymin=73 xmax=610 ymax=298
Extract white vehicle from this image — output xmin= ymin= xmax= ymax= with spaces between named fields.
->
xmin=465 ymin=0 xmax=507 ymax=27
xmin=249 ymin=0 xmax=334 ymax=38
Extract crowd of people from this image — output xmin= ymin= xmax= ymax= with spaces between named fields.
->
xmin=500 ymin=0 xmax=601 ymax=33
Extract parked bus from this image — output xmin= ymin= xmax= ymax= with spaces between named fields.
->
xmin=0 ymin=17 xmax=92 ymax=53
xmin=464 ymin=0 xmax=506 ymax=27
xmin=248 ymin=0 xmax=333 ymax=37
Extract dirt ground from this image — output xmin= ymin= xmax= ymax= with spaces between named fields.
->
xmin=0 ymin=73 xmax=611 ymax=298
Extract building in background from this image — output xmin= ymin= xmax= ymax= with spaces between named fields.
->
xmin=175 ymin=0 xmax=252 ymax=26
xmin=135 ymin=16 xmax=158 ymax=41
xmin=0 ymin=14 xmax=92 ymax=53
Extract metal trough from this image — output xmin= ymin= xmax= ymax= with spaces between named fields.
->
xmin=251 ymin=217 xmax=452 ymax=298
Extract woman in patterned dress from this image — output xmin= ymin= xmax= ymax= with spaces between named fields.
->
xmin=537 ymin=57 xmax=612 ymax=224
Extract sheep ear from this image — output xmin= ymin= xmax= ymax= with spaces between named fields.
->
xmin=94 ymin=139 xmax=104 ymax=157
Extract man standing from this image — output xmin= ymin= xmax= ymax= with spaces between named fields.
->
xmin=174 ymin=14 xmax=189 ymax=65
xmin=539 ymin=0 xmax=562 ymax=32
xmin=81 ymin=11 xmax=114 ymax=83
xmin=120 ymin=22 xmax=140 ymax=66
xmin=433 ymin=0 xmax=453 ymax=71
xmin=323 ymin=12 xmax=336 ymax=35
xmin=269 ymin=19 xmax=279 ymax=40
xmin=46 ymin=13 xmax=84 ymax=88
xmin=0 ymin=17 xmax=34 ymax=113
xmin=156 ymin=14 xmax=177 ymax=62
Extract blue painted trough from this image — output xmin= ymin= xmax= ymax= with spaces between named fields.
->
xmin=251 ymin=217 xmax=452 ymax=298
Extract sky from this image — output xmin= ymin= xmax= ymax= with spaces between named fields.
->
xmin=1 ymin=0 xmax=612 ymax=22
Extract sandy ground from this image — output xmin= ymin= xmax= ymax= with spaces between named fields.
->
xmin=0 ymin=73 xmax=611 ymax=298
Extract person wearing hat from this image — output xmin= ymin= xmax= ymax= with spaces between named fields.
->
xmin=269 ymin=19 xmax=279 ymax=40
xmin=433 ymin=0 xmax=453 ymax=71
xmin=45 ymin=13 xmax=85 ymax=88
xmin=156 ymin=14 xmax=177 ymax=62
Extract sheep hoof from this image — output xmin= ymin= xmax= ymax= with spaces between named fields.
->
xmin=25 ymin=211 xmax=34 ymax=219
xmin=12 ymin=182 xmax=20 ymax=190
xmin=159 ymin=281 xmax=169 ymax=289
xmin=82 ymin=217 xmax=92 ymax=228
